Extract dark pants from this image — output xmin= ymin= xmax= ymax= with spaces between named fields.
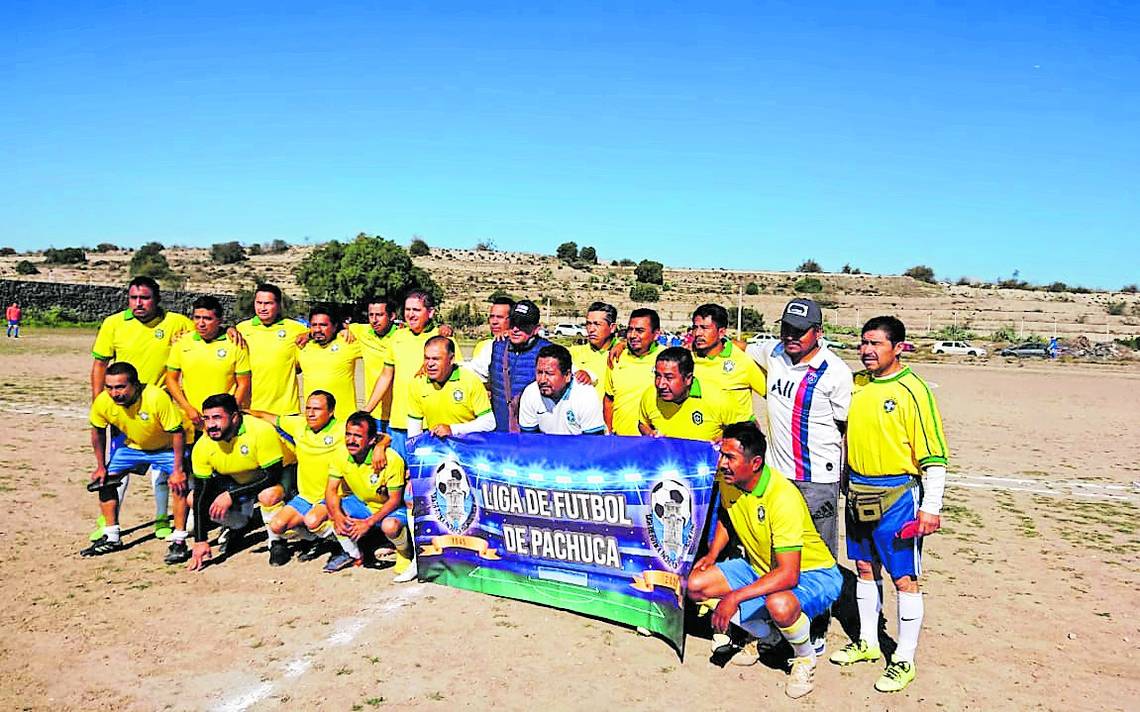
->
xmin=793 ymin=480 xmax=840 ymax=642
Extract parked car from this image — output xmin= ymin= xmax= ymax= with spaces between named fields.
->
xmin=932 ymin=341 xmax=987 ymax=357
xmin=552 ymin=323 xmax=586 ymax=337
xmin=1000 ymin=342 xmax=1048 ymax=358
xmin=747 ymin=333 xmax=779 ymax=345
xmin=900 ymin=341 xmax=916 ymax=352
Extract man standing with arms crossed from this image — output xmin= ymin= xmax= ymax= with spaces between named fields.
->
xmin=569 ymin=301 xmax=618 ymax=397
xmin=746 ymin=298 xmax=852 ymax=656
xmin=690 ymin=303 xmax=767 ymax=424
xmin=84 ymin=362 xmax=191 ymax=563
xmin=519 ymin=344 xmax=606 ymax=435
xmin=829 ymin=316 xmax=948 ymax=693
xmin=603 ymin=308 xmax=661 ymax=435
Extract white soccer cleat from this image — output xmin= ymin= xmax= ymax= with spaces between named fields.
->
xmin=392 ymin=560 xmax=418 ymax=583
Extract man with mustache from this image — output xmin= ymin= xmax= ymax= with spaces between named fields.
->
xmin=638 ymin=347 xmax=735 ymax=441
xmin=83 ymin=362 xmax=191 ymax=563
xmin=689 ymin=303 xmax=767 ymax=424
xmin=186 ymin=393 xmax=285 ymax=570
xmin=519 ymin=344 xmax=605 ymax=435
xmin=603 ymin=308 xmax=661 ymax=436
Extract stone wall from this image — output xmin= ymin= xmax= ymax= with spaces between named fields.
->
xmin=0 ymin=278 xmax=239 ymax=322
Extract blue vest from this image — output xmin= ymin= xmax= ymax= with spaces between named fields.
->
xmin=489 ymin=336 xmax=553 ymax=432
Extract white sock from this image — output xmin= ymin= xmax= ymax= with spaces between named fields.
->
xmin=856 ymin=578 xmax=882 ymax=645
xmin=266 ymin=528 xmax=282 ymax=542
xmin=894 ymin=591 xmax=924 ymax=663
xmin=260 ymin=503 xmax=283 ymax=541
xmin=778 ymin=613 xmax=816 ymax=661
xmin=336 ymin=535 xmax=361 ymax=559
xmin=171 ymin=529 xmax=188 ymax=543
xmin=104 ymin=524 xmax=121 ymax=542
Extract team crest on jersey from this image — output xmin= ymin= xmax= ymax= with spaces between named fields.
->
xmin=430 ymin=458 xmax=477 ymax=534
xmin=756 ymin=505 xmax=767 ymax=523
xmin=139 ymin=411 xmax=150 ymax=421
xmin=154 ymin=329 xmax=165 ymax=340
xmin=691 ymin=411 xmax=704 ymax=425
xmin=805 ymin=371 xmax=819 ymax=386
xmin=369 ymin=471 xmax=381 ymax=485
xmin=723 ymin=359 xmax=736 ymax=373
xmin=216 ymin=348 xmax=228 ymax=359
xmin=566 ymin=409 xmax=577 ymax=426
xmin=240 ymin=444 xmax=250 ymax=455
xmin=883 ymin=399 xmax=897 ymax=413
xmin=452 ymin=388 xmax=464 ymax=402
xmin=646 ymin=478 xmax=695 ymax=570
xmin=331 ymin=343 xmax=340 ymax=352
xmin=323 ymin=435 xmax=334 ymax=446
xmin=277 ymin=328 xmax=287 ymax=338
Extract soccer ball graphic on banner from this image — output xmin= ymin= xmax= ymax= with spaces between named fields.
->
xmin=430 ymin=457 xmax=477 ymax=534
xmin=647 ymin=478 xmax=694 ymax=570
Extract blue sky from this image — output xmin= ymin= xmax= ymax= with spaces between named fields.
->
xmin=2 ymin=2 xmax=1137 ymax=288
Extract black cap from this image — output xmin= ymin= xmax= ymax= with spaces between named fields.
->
xmin=509 ymin=299 xmax=541 ymax=328
xmin=781 ymin=298 xmax=822 ymax=330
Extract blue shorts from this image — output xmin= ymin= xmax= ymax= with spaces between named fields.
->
xmin=717 ymin=558 xmax=843 ymax=621
xmin=107 ymin=445 xmax=178 ymax=476
xmin=388 ymin=427 xmax=408 ymax=461
xmin=341 ymin=495 xmax=407 ymax=526
xmin=286 ymin=495 xmax=322 ymax=516
xmin=374 ymin=419 xmax=390 ymax=435
xmin=845 ymin=485 xmax=922 ymax=578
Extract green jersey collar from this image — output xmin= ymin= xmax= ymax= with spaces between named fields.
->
xmin=871 ymin=366 xmax=911 ymax=383
xmin=750 ymin=464 xmax=773 ymax=497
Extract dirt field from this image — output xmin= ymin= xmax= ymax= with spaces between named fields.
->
xmin=1 ymin=330 xmax=1137 ymax=711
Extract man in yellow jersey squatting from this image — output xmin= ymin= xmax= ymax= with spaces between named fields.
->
xmin=347 ymin=295 xmax=400 ymax=434
xmin=83 ymin=362 xmax=192 ymax=564
xmin=690 ymin=303 xmax=767 ymax=424
xmin=829 ymin=316 xmax=949 ymax=694
xmin=363 ymin=289 xmax=461 ymax=461
xmin=89 ymin=276 xmax=193 ymax=541
xmin=297 ymin=304 xmax=361 ymax=421
xmin=187 ymin=393 xmax=286 ymax=570
xmin=639 ymin=347 xmax=736 ymax=441
xmin=471 ymin=295 xmax=514 ymax=361
xmin=166 ymin=296 xmax=251 ymax=432
xmin=323 ymin=412 xmax=408 ymax=574
xmin=570 ymin=301 xmax=618 ymax=398
xmin=603 ymin=308 xmax=661 ymax=435
xmin=688 ymin=423 xmax=842 ymax=700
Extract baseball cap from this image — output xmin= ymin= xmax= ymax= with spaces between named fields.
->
xmin=781 ymin=298 xmax=822 ymax=330
xmin=510 ymin=299 xmax=541 ymax=328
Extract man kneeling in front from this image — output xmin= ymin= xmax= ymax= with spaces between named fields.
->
xmin=687 ymin=422 xmax=843 ymax=699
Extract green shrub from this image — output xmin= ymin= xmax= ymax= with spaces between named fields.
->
xmin=579 ymin=246 xmax=597 ymax=264
xmin=745 ymin=281 xmax=760 ymax=295
xmin=991 ymin=324 xmax=1017 ymax=342
xmin=296 ymin=233 xmax=441 ymax=306
xmin=634 ymin=260 xmax=664 ymax=285
xmin=793 ymin=277 xmax=823 ymax=293
xmin=210 ymin=241 xmax=247 ymax=264
xmin=796 ymin=259 xmax=822 ymax=273
xmin=444 ymin=302 xmax=482 ymax=329
xmin=409 ymin=237 xmax=430 ymax=257
xmin=94 ymin=243 xmax=118 ymax=253
xmin=555 ymin=242 xmax=579 ymax=261
xmin=932 ymin=325 xmax=976 ymax=341
xmin=1106 ymin=301 xmax=1127 ymax=316
xmin=904 ymin=265 xmax=936 ymax=283
xmin=629 ymin=283 xmax=660 ymax=302
xmin=15 ymin=260 xmax=39 ymax=275
xmin=43 ymin=247 xmax=86 ymax=265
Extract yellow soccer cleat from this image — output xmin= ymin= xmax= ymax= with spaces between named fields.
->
xmin=829 ymin=639 xmax=882 ymax=666
xmin=875 ymin=660 xmax=916 ymax=693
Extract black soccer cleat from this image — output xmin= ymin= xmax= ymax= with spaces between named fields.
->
xmin=164 ymin=540 xmax=191 ymax=565
xmin=81 ymin=536 xmax=125 ymax=557
xmin=268 ymin=539 xmax=292 ymax=566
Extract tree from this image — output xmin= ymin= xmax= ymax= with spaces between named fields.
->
xmin=130 ymin=242 xmax=175 ymax=281
xmin=15 ymin=260 xmax=38 ymax=275
xmin=841 ymin=263 xmax=862 ymax=274
xmin=295 ymin=233 xmax=441 ymax=306
xmin=445 ymin=302 xmax=482 ymax=328
xmin=796 ymin=259 xmax=822 ymax=273
xmin=745 ymin=281 xmax=760 ymax=296
xmin=210 ymin=241 xmax=247 ymax=264
xmin=556 ymin=241 xmax=579 ymax=261
xmin=739 ymin=308 xmax=765 ymax=332
xmin=793 ymin=277 xmax=824 ymax=293
xmin=94 ymin=243 xmax=118 ymax=253
xmin=629 ymin=283 xmax=660 ymax=302
xmin=266 ymin=239 xmax=290 ymax=254
xmin=904 ymin=265 xmax=936 ymax=283
xmin=1122 ymin=284 xmax=1139 ymax=294
xmin=246 ymin=243 xmax=263 ymax=256
xmin=488 ymin=288 xmax=515 ymax=302
xmin=634 ymin=259 xmax=664 ymax=285
xmin=43 ymin=247 xmax=87 ymax=265
xmin=579 ymin=246 xmax=598 ymax=264
xmin=0 ymin=247 xmax=14 ymax=256
xmin=409 ymin=237 xmax=431 ymax=257
xmin=618 ymin=258 xmax=636 ymax=267
xmin=474 ymin=239 xmax=497 ymax=251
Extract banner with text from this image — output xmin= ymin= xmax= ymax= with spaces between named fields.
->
xmin=407 ymin=432 xmax=718 ymax=653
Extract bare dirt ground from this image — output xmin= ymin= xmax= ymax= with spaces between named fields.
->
xmin=1 ymin=330 xmax=1137 ymax=711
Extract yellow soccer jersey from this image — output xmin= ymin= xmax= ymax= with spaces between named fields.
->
xmin=297 ymin=338 xmax=361 ymax=420
xmin=348 ymin=323 xmax=397 ymax=421
xmin=692 ymin=341 xmax=766 ymax=423
xmin=603 ymin=342 xmax=660 ymax=436
xmin=407 ymin=366 xmax=492 ymax=429
xmin=236 ymin=317 xmax=307 ymax=416
xmin=89 ymin=384 xmax=188 ymax=451
xmin=276 ymin=415 xmax=343 ymax=502
xmin=472 ymin=337 xmax=492 ymax=361
xmin=166 ymin=333 xmax=251 ymax=412
xmin=191 ymin=415 xmax=284 ymax=484
xmin=639 ymin=378 xmax=735 ymax=442
xmin=387 ymin=326 xmax=462 ymax=429
xmin=92 ymin=309 xmax=193 ymax=386
xmin=847 ymin=367 xmax=949 ymax=477
xmin=721 ymin=464 xmax=837 ymax=576
xmin=570 ymin=337 xmax=616 ymax=398
xmin=329 ymin=446 xmax=407 ymax=514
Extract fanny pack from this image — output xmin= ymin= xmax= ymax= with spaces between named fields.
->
xmin=847 ymin=478 xmax=916 ymax=523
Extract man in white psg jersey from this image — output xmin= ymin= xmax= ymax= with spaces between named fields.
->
xmin=746 ymin=297 xmax=852 ymax=655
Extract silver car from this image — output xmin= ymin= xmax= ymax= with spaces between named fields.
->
xmin=932 ymin=341 xmax=987 ymax=357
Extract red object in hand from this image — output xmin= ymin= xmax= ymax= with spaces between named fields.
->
xmin=897 ymin=520 xmax=922 ymax=539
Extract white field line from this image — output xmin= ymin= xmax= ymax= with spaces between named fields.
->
xmin=948 ymin=473 xmax=1139 ymax=502
xmin=0 ymin=400 xmax=88 ymax=419
xmin=210 ymin=585 xmax=424 ymax=712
